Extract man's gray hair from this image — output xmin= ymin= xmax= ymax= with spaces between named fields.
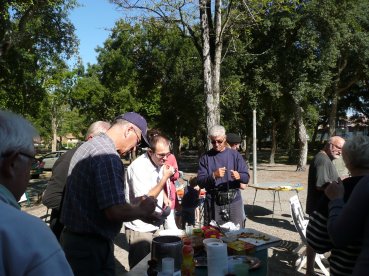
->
xmin=85 ymin=121 xmax=111 ymax=140
xmin=0 ymin=110 xmax=38 ymax=156
xmin=342 ymin=135 xmax=369 ymax=169
xmin=209 ymin=125 xmax=226 ymax=137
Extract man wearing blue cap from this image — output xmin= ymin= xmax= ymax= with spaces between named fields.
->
xmin=60 ymin=112 xmax=158 ymax=276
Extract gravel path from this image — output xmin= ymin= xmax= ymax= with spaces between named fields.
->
xmin=22 ymin=162 xmax=329 ymax=275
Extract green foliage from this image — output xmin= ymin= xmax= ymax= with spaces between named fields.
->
xmin=71 ymin=19 xmax=204 ymax=140
xmin=0 ymin=0 xmax=78 ymax=118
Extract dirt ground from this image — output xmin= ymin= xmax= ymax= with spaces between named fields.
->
xmin=23 ymin=153 xmax=329 ymax=275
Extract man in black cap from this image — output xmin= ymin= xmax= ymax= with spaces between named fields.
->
xmin=226 ymin=133 xmax=242 ymax=151
xmin=60 ymin=112 xmax=158 ymax=276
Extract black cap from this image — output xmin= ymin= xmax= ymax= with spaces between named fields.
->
xmin=226 ymin=133 xmax=241 ymax=144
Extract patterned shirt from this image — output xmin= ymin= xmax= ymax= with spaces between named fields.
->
xmin=61 ymin=134 xmax=126 ymax=240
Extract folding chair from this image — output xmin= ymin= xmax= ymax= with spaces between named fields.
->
xmin=289 ymin=195 xmax=329 ymax=276
xmin=18 ymin=192 xmax=31 ymax=207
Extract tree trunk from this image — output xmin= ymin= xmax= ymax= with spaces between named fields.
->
xmin=294 ymin=102 xmax=308 ymax=171
xmin=212 ymin=0 xmax=222 ymax=126
xmin=311 ymin=122 xmax=319 ymax=143
xmin=51 ymin=116 xmax=57 ymax=152
xmin=244 ymin=136 xmax=252 ymax=166
xmin=196 ymin=129 xmax=206 ymax=157
xmin=200 ymin=0 xmax=221 ymax=149
xmin=328 ymin=91 xmax=338 ymax=136
xmin=172 ymin=135 xmax=180 ymax=156
xmin=269 ymin=118 xmax=277 ymax=165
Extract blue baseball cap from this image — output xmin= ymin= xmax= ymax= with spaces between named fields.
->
xmin=115 ymin=112 xmax=149 ymax=146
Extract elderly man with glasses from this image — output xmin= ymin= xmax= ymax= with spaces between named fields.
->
xmin=0 ymin=110 xmax=73 ymax=275
xmin=197 ymin=125 xmax=250 ymax=228
xmin=60 ymin=112 xmax=159 ymax=276
xmin=124 ymin=130 xmax=176 ymax=269
xmin=305 ymin=135 xmax=345 ymax=276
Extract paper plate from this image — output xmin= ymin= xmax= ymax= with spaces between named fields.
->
xmin=194 ymin=255 xmax=261 ymax=270
xmin=158 ymin=229 xmax=186 ymax=237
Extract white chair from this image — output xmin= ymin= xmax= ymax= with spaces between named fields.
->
xmin=18 ymin=192 xmax=30 ymax=207
xmin=289 ymin=195 xmax=329 ymax=275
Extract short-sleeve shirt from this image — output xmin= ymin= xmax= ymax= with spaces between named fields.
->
xmin=306 ymin=151 xmax=339 ymax=215
xmin=124 ymin=153 xmax=164 ymax=232
xmin=61 ymin=134 xmax=126 ymax=240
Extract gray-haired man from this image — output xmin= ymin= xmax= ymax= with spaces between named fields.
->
xmin=0 ymin=110 xmax=73 ymax=275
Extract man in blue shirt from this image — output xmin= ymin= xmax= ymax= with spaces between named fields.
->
xmin=197 ymin=125 xmax=249 ymax=227
xmin=0 ymin=109 xmax=73 ymax=275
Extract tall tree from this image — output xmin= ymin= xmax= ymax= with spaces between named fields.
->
xmin=309 ymin=0 xmax=369 ymax=136
xmin=109 ymin=0 xmax=294 ymax=150
xmin=71 ymin=20 xmax=204 ymax=153
xmin=0 ymin=0 xmax=78 ymax=116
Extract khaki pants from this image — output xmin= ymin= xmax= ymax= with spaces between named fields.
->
xmin=125 ymin=227 xmax=157 ymax=269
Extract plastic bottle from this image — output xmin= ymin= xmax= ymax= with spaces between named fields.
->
xmin=181 ymin=244 xmax=195 ymax=276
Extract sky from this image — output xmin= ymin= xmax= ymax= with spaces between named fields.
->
xmin=69 ymin=0 xmax=122 ymax=66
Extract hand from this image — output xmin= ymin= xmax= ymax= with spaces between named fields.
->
xmin=141 ymin=211 xmax=165 ymax=226
xmin=239 ymin=183 xmax=248 ymax=190
xmin=163 ymin=196 xmax=171 ymax=207
xmin=230 ymin=170 xmax=240 ymax=180
xmin=138 ymin=196 xmax=156 ymax=215
xmin=324 ymin=178 xmax=344 ymax=200
xmin=213 ymin=167 xmax=226 ymax=179
xmin=163 ymin=164 xmax=175 ymax=178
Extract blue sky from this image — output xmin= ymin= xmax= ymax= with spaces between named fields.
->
xmin=69 ymin=0 xmax=122 ymax=66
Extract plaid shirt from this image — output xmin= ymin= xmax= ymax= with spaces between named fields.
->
xmin=61 ymin=134 xmax=126 ymax=240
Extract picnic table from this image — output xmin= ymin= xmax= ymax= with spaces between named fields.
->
xmin=249 ymin=182 xmax=304 ymax=220
xmin=125 ymin=227 xmax=281 ymax=276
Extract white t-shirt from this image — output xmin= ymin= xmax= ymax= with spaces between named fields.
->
xmin=124 ymin=153 xmax=164 ymax=232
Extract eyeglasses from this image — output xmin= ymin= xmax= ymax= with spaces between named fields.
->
xmin=0 ymin=151 xmax=37 ymax=163
xmin=131 ymin=128 xmax=141 ymax=145
xmin=154 ymin=152 xmax=171 ymax=159
xmin=211 ymin=139 xmax=224 ymax=145
xmin=329 ymin=143 xmax=342 ymax=150
xmin=19 ymin=152 xmax=38 ymax=163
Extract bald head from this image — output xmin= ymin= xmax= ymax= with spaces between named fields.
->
xmin=85 ymin=121 xmax=111 ymax=141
